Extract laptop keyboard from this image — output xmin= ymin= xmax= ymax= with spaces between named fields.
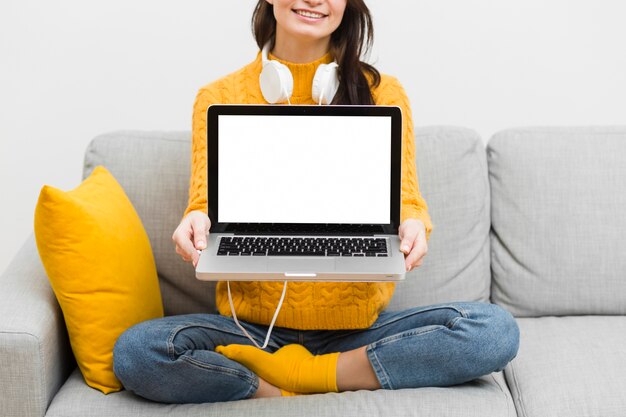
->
xmin=217 ymin=236 xmax=388 ymax=257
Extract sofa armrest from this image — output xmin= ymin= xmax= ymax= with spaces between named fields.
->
xmin=0 ymin=235 xmax=73 ymax=417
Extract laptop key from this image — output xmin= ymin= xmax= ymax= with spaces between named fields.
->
xmin=218 ymin=236 xmax=388 ymax=257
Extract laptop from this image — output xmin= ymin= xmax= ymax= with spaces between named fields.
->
xmin=195 ymin=104 xmax=406 ymax=282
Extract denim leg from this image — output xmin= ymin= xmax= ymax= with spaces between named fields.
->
xmin=305 ymin=302 xmax=520 ymax=390
xmin=113 ymin=314 xmax=295 ymax=403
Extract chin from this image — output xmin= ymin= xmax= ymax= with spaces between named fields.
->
xmin=285 ymin=26 xmax=333 ymax=43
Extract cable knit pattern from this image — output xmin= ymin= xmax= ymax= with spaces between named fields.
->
xmin=186 ymin=52 xmax=433 ymax=330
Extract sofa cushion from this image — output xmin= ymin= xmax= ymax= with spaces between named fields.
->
xmin=488 ymin=127 xmax=626 ymax=316
xmin=505 ymin=316 xmax=626 ymax=417
xmin=389 ymin=126 xmax=491 ymax=310
xmin=46 ymin=368 xmax=515 ymax=417
xmin=84 ymin=127 xmax=491 ymax=317
xmin=34 ymin=166 xmax=164 ymax=393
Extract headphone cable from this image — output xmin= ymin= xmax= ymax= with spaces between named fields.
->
xmin=227 ymin=280 xmax=288 ymax=350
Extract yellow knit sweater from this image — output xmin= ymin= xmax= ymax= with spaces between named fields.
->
xmin=186 ymin=52 xmax=433 ymax=330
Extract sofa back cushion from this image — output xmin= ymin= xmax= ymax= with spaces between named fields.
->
xmin=488 ymin=127 xmax=626 ymax=316
xmin=83 ymin=131 xmax=212 ymax=316
xmin=84 ymin=127 xmax=491 ymax=317
xmin=388 ymin=126 xmax=491 ymax=310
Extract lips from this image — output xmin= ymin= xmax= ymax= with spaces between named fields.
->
xmin=293 ymin=9 xmax=327 ymax=19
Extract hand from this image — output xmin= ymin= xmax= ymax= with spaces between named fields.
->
xmin=172 ymin=210 xmax=211 ymax=268
xmin=398 ymin=218 xmax=428 ymax=272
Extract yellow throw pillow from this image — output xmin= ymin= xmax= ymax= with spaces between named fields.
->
xmin=34 ymin=165 xmax=164 ymax=394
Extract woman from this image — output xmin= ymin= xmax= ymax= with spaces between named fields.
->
xmin=113 ymin=0 xmax=519 ymax=403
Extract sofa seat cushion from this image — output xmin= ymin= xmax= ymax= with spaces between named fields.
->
xmin=46 ymin=368 xmax=515 ymax=417
xmin=505 ymin=316 xmax=626 ymax=417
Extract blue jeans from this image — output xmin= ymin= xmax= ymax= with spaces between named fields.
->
xmin=113 ymin=301 xmax=519 ymax=403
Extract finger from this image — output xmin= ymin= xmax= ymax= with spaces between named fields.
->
xmin=174 ymin=230 xmax=198 ymax=262
xmin=192 ymin=248 xmax=202 ymax=268
xmin=191 ymin=216 xmax=210 ymax=250
xmin=179 ymin=247 xmax=199 ymax=267
xmin=399 ymin=226 xmax=418 ymax=255
xmin=411 ymin=251 xmax=426 ymax=269
xmin=405 ymin=238 xmax=428 ymax=271
xmin=175 ymin=245 xmax=192 ymax=262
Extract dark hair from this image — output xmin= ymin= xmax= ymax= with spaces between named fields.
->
xmin=251 ymin=0 xmax=381 ymax=105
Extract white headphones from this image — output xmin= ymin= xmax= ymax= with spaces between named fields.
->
xmin=259 ymin=43 xmax=340 ymax=105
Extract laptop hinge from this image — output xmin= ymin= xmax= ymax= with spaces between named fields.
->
xmin=227 ymin=223 xmax=386 ymax=236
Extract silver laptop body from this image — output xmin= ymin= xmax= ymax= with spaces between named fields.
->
xmin=196 ymin=104 xmax=406 ymax=282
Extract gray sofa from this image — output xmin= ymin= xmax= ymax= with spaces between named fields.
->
xmin=2 ymin=126 xmax=625 ymax=417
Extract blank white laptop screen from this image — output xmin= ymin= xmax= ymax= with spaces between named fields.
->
xmin=217 ymin=115 xmax=392 ymax=224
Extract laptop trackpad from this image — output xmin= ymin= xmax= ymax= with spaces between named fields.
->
xmin=267 ymin=258 xmax=335 ymax=273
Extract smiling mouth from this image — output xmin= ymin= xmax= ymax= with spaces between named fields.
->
xmin=293 ymin=9 xmax=327 ymax=19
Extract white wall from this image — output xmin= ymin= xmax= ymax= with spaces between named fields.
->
xmin=1 ymin=0 xmax=625 ymax=274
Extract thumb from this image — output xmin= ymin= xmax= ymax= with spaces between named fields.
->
xmin=191 ymin=216 xmax=209 ymax=250
xmin=399 ymin=226 xmax=417 ymax=255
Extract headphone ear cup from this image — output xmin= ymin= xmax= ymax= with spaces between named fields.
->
xmin=260 ymin=61 xmax=293 ymax=104
xmin=312 ymin=62 xmax=339 ymax=105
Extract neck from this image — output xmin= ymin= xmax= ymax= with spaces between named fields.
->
xmin=272 ymin=29 xmax=331 ymax=63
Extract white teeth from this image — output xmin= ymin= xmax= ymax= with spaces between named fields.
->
xmin=295 ymin=10 xmax=325 ymax=19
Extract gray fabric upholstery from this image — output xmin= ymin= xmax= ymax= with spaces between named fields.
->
xmin=83 ymin=131 xmax=217 ymax=316
xmin=46 ymin=369 xmax=515 ymax=417
xmin=389 ymin=126 xmax=491 ymax=310
xmin=488 ymin=127 xmax=626 ymax=316
xmin=505 ymin=316 xmax=626 ymax=417
xmin=0 ymin=236 xmax=73 ymax=417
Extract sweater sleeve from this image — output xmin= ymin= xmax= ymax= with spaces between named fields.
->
xmin=184 ymin=85 xmax=223 ymax=218
xmin=374 ymin=76 xmax=433 ymax=241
